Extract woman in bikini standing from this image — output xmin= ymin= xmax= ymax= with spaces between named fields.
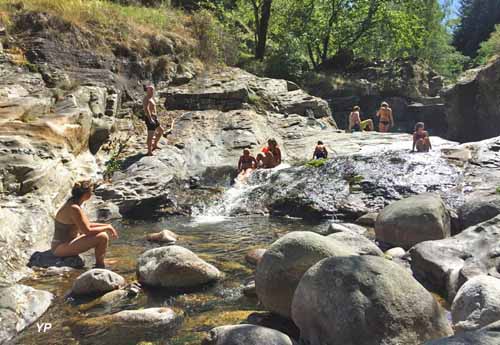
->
xmin=51 ymin=181 xmax=118 ymax=268
xmin=376 ymin=101 xmax=394 ymax=133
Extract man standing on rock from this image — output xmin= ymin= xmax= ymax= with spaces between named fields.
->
xmin=143 ymin=85 xmax=164 ymax=156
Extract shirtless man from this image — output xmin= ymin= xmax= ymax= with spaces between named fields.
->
xmin=348 ymin=106 xmax=362 ymax=132
xmin=376 ymin=101 xmax=394 ymax=133
xmin=143 ymin=85 xmax=164 ymax=156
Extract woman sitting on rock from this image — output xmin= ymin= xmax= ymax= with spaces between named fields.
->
xmin=51 ymin=181 xmax=118 ymax=269
xmin=237 ymin=148 xmax=257 ymax=180
xmin=262 ymin=138 xmax=282 ymax=167
xmin=412 ymin=122 xmax=432 ymax=152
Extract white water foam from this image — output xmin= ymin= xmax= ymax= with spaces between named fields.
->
xmin=192 ymin=164 xmax=291 ymax=224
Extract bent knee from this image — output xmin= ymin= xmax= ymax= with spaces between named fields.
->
xmin=96 ymin=231 xmax=110 ymax=243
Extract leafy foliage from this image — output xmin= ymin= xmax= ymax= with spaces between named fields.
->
xmin=477 ymin=24 xmax=500 ymax=64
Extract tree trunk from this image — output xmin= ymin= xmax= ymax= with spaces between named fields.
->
xmin=255 ymin=0 xmax=272 ymax=60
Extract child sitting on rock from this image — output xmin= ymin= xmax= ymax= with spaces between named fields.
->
xmin=412 ymin=122 xmax=432 ymax=152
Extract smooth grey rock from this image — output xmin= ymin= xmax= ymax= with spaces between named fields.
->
xmin=327 ymin=231 xmax=383 ymax=256
xmin=71 ymin=269 xmax=126 ymax=296
xmin=137 ymin=245 xmax=221 ymax=289
xmin=202 ymin=324 xmax=296 ymax=345
xmin=292 ymin=255 xmax=452 ymax=345
xmin=71 ymin=307 xmax=183 ymax=345
xmin=146 ymin=229 xmax=178 ymax=244
xmin=452 ymin=275 xmax=500 ymax=332
xmin=375 ymin=193 xmax=451 ymax=248
xmin=410 ymin=215 xmax=500 ymax=302
xmin=385 ymin=247 xmax=406 ymax=258
xmin=0 ymin=284 xmax=53 ymax=344
xmin=355 ymin=212 xmax=378 ymax=226
xmin=325 ymin=222 xmax=367 ymax=235
xmin=458 ymin=198 xmax=500 ymax=231
xmin=255 ymin=231 xmax=354 ymax=318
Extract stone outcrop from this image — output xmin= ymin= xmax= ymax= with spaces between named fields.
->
xmin=291 ymin=255 xmax=452 ymax=345
xmin=136 ymin=245 xmax=222 ymax=289
xmin=255 ymin=231 xmax=354 ymax=318
xmin=458 ymin=197 xmax=500 ymax=231
xmin=375 ymin=193 xmax=451 ymax=248
xmin=443 ymin=57 xmax=500 ymax=142
xmin=0 ymin=284 xmax=54 ymax=344
xmin=410 ymin=215 xmax=500 ymax=302
xmin=425 ymin=321 xmax=500 ymax=345
xmin=327 ymin=231 xmax=383 ymax=256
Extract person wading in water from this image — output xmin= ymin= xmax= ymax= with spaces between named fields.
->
xmin=412 ymin=122 xmax=432 ymax=152
xmin=143 ymin=85 xmax=164 ymax=156
xmin=376 ymin=101 xmax=394 ymax=132
xmin=51 ymin=181 xmax=118 ymax=269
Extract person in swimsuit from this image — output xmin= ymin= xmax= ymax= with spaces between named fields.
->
xmin=262 ymin=138 xmax=282 ymax=167
xmin=143 ymin=85 xmax=164 ymax=156
xmin=376 ymin=101 xmax=394 ymax=133
xmin=360 ymin=118 xmax=374 ymax=131
xmin=313 ymin=141 xmax=328 ymax=159
xmin=412 ymin=122 xmax=432 ymax=152
xmin=51 ymin=181 xmax=118 ymax=268
xmin=238 ymin=148 xmax=257 ymax=179
xmin=348 ymin=106 xmax=362 ymax=132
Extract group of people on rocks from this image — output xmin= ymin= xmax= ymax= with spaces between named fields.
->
xmin=237 ymin=139 xmax=282 ymax=180
xmin=348 ymin=101 xmax=431 ymax=152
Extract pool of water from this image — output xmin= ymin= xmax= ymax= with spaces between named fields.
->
xmin=14 ymin=216 xmax=330 ymax=345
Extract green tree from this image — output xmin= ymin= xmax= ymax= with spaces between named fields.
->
xmin=477 ymin=24 xmax=500 ymax=63
xmin=453 ymin=0 xmax=500 ymax=57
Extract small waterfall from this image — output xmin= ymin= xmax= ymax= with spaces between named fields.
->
xmin=192 ymin=164 xmax=290 ymax=223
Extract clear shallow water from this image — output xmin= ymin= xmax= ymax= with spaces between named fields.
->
xmin=14 ymin=216 xmax=330 ymax=345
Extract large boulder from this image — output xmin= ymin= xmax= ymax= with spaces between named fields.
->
xmin=255 ymin=231 xmax=354 ymax=318
xmin=0 ymin=284 xmax=54 ymax=344
xmin=291 ymin=255 xmax=452 ymax=345
xmin=71 ymin=269 xmax=126 ymax=296
xmin=410 ymin=215 xmax=500 ymax=302
xmin=458 ymin=197 xmax=500 ymax=230
xmin=424 ymin=320 xmax=500 ymax=345
xmin=451 ymin=275 xmax=500 ymax=332
xmin=375 ymin=193 xmax=451 ymax=248
xmin=444 ymin=57 xmax=500 ymax=142
xmin=137 ymin=245 xmax=222 ymax=289
xmin=327 ymin=231 xmax=383 ymax=256
xmin=71 ymin=307 xmax=183 ymax=345
xmin=202 ymin=324 xmax=296 ymax=345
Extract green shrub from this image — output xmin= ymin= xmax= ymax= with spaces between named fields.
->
xmin=305 ymin=159 xmax=327 ymax=168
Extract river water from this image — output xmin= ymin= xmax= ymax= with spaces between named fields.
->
xmin=14 ymin=215 xmax=330 ymax=345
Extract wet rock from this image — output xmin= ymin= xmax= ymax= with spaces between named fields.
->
xmin=444 ymin=57 xmax=500 ymax=142
xmin=451 ymin=275 xmax=500 ymax=332
xmin=71 ymin=269 xmax=126 ymax=296
xmin=327 ymin=231 xmax=383 ymax=256
xmin=255 ymin=231 xmax=354 ymax=318
xmin=78 ymin=285 xmax=141 ymax=313
xmin=243 ymin=280 xmax=257 ymax=297
xmin=0 ymin=284 xmax=54 ymax=344
xmin=146 ymin=229 xmax=178 ymax=244
xmin=458 ymin=197 xmax=500 ymax=231
xmin=245 ymin=248 xmax=266 ymax=265
xmin=385 ymin=247 xmax=406 ymax=259
xmin=202 ymin=324 xmax=297 ymax=345
xmin=424 ymin=320 xmax=500 ymax=345
xmin=137 ymin=245 xmax=221 ymax=289
xmin=71 ymin=307 xmax=183 ymax=345
xmin=375 ymin=193 xmax=451 ymax=248
xmin=355 ymin=212 xmax=378 ymax=226
xmin=291 ymin=256 xmax=452 ymax=345
xmin=410 ymin=215 xmax=500 ymax=302
xmin=28 ymin=250 xmax=85 ymax=269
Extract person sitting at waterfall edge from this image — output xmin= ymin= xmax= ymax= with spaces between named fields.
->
xmin=412 ymin=122 xmax=432 ymax=152
xmin=348 ymin=106 xmax=362 ymax=132
xmin=143 ymin=85 xmax=164 ymax=156
xmin=262 ymin=138 xmax=282 ymax=167
xmin=237 ymin=148 xmax=257 ymax=180
xmin=376 ymin=101 xmax=394 ymax=132
xmin=360 ymin=118 xmax=374 ymax=131
xmin=51 ymin=181 xmax=118 ymax=269
xmin=313 ymin=141 xmax=328 ymax=159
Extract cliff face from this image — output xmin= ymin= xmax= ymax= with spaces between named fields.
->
xmin=443 ymin=57 xmax=500 ymax=143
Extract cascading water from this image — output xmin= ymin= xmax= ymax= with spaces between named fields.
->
xmin=192 ymin=164 xmax=291 ymax=223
